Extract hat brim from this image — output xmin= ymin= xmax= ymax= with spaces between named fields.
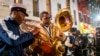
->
xmin=23 ymin=12 xmax=28 ymax=16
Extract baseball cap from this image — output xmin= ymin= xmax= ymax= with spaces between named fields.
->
xmin=9 ymin=3 xmax=28 ymax=16
xmin=70 ymin=27 xmax=77 ymax=32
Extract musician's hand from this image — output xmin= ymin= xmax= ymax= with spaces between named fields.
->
xmin=72 ymin=44 xmax=77 ymax=49
xmin=57 ymin=34 xmax=65 ymax=41
xmin=32 ymin=27 xmax=40 ymax=35
xmin=57 ymin=36 xmax=63 ymax=41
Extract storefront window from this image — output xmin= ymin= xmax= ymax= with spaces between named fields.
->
xmin=72 ymin=0 xmax=75 ymax=3
xmin=73 ymin=10 xmax=77 ymax=25
xmin=57 ymin=3 xmax=61 ymax=11
xmin=79 ymin=12 xmax=83 ymax=22
xmin=14 ymin=0 xmax=22 ymax=3
xmin=33 ymin=0 xmax=39 ymax=17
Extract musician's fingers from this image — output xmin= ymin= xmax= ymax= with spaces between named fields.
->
xmin=32 ymin=27 xmax=40 ymax=35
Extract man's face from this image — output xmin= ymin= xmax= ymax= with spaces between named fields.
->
xmin=72 ymin=31 xmax=77 ymax=36
xmin=41 ymin=14 xmax=51 ymax=26
xmin=11 ymin=11 xmax=25 ymax=24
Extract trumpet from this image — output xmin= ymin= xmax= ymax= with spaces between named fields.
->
xmin=20 ymin=19 xmax=40 ymax=33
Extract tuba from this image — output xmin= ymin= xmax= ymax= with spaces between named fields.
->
xmin=55 ymin=8 xmax=73 ymax=32
xmin=53 ymin=8 xmax=73 ymax=56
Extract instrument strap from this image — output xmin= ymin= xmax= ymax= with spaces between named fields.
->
xmin=36 ymin=24 xmax=54 ymax=43
xmin=40 ymin=24 xmax=51 ymax=38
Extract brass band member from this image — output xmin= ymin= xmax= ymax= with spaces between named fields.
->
xmin=28 ymin=11 xmax=65 ymax=56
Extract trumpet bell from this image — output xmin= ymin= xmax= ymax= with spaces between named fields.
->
xmin=19 ymin=19 xmax=40 ymax=33
xmin=55 ymin=8 xmax=73 ymax=32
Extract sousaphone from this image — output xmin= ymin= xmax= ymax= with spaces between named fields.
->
xmin=55 ymin=8 xmax=73 ymax=32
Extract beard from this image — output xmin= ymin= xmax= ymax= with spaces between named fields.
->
xmin=43 ymin=21 xmax=50 ymax=25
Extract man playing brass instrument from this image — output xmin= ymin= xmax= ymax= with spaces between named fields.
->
xmin=28 ymin=11 xmax=65 ymax=56
xmin=0 ymin=3 xmax=40 ymax=56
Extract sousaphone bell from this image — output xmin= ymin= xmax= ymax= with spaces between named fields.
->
xmin=55 ymin=8 xmax=73 ymax=32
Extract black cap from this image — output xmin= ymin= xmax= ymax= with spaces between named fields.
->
xmin=70 ymin=27 xmax=77 ymax=32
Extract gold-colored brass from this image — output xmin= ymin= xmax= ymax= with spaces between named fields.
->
xmin=20 ymin=19 xmax=65 ymax=56
xmin=55 ymin=8 xmax=73 ymax=32
xmin=20 ymin=19 xmax=40 ymax=33
xmin=20 ymin=8 xmax=73 ymax=55
xmin=53 ymin=8 xmax=73 ymax=56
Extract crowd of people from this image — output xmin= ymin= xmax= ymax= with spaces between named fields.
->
xmin=64 ymin=28 xmax=95 ymax=56
xmin=0 ymin=3 xmax=97 ymax=56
